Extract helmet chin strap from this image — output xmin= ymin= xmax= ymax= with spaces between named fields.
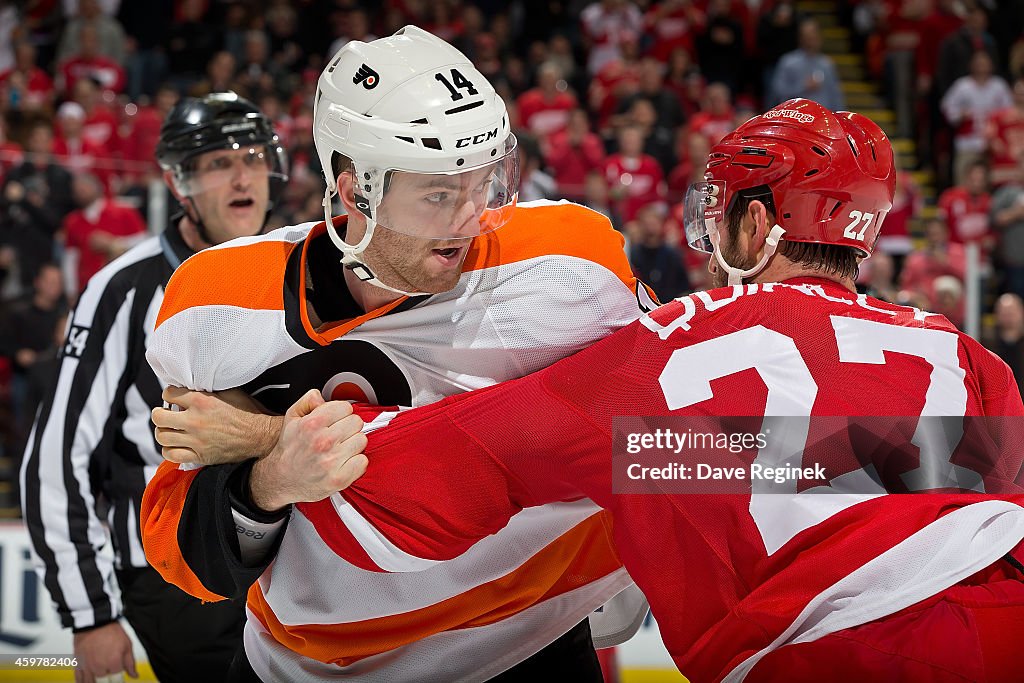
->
xmin=321 ymin=187 xmax=424 ymax=297
xmin=181 ymin=197 xmax=216 ymax=247
xmin=709 ymin=221 xmax=787 ymax=286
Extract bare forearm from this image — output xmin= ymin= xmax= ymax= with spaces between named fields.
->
xmin=252 ymin=413 xmax=285 ymax=459
xmin=249 ymin=456 xmax=290 ymax=513
xmin=154 ymin=388 xmax=285 ymax=465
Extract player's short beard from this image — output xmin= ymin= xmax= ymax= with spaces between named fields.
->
xmin=711 ymin=235 xmax=757 ymax=288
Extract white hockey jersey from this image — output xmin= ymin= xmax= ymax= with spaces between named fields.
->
xmin=143 ymin=200 xmax=654 ymax=682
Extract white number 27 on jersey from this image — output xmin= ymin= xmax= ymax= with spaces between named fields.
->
xmin=657 ymin=317 xmax=972 ymax=555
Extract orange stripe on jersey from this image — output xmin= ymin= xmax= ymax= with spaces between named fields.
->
xmin=246 ymin=512 xmax=622 ymax=666
xmin=155 ymin=239 xmax=294 ymax=328
xmin=155 ymin=205 xmax=652 ymax=339
xmin=140 ymin=461 xmax=226 ymax=603
xmin=464 ymin=202 xmax=639 ymax=292
xmin=297 ymin=226 xmax=413 ymax=343
xmin=313 ymin=297 xmax=411 ymax=343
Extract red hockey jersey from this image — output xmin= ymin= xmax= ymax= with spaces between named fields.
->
xmin=341 ymin=277 xmax=1024 ymax=683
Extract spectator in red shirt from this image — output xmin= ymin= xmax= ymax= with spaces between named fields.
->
xmin=517 ymin=62 xmax=577 ymax=139
xmin=667 ymin=129 xmax=710 ymax=202
xmin=878 ymin=0 xmax=928 ymax=139
xmin=617 ymin=97 xmax=674 ymax=172
xmin=899 ymin=217 xmax=967 ymax=305
xmin=914 ymin=0 xmax=963 ymax=98
xmin=52 ymin=101 xmax=114 ymax=187
xmin=58 ymin=22 xmax=126 ymax=95
xmin=986 ymin=77 xmax=1024 ymax=187
xmin=603 ymin=123 xmax=664 ymax=223
xmin=874 ymin=170 xmax=921 ymax=278
xmin=0 ymin=40 xmax=56 ymax=112
xmin=544 ymin=108 xmax=606 ymax=202
xmin=939 ymin=159 xmax=994 ymax=247
xmin=588 ymin=35 xmax=642 ymax=133
xmin=60 ymin=171 xmax=146 ymax=300
xmin=912 ymin=0 xmax=964 ymax=174
xmin=686 ymin=82 xmax=735 ymax=146
xmin=580 ymin=0 xmax=644 ymax=75
xmin=117 ymin=84 xmax=179 ymax=184
xmin=72 ymin=76 xmax=119 ymax=150
xmin=939 ymin=159 xmax=995 ymax=298
xmin=643 ymin=0 xmax=704 ymax=63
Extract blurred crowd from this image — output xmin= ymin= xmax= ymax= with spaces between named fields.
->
xmin=2 ymin=0 xmax=1024 ymax=508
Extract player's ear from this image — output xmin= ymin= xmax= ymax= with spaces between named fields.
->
xmin=747 ymin=199 xmax=771 ymax=254
xmin=336 ymin=169 xmax=358 ymax=215
xmin=335 ymin=170 xmax=369 ymax=242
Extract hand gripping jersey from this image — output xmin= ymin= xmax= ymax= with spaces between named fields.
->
xmin=337 ymin=277 xmax=1024 ymax=683
xmin=141 ymin=200 xmax=655 ymax=682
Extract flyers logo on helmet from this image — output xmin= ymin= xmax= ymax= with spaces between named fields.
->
xmin=353 ymin=64 xmax=380 ymax=90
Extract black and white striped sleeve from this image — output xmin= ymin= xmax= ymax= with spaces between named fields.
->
xmin=19 ymin=242 xmax=161 ymax=631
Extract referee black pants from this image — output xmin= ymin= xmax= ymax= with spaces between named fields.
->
xmin=226 ymin=617 xmax=604 ymax=682
xmin=117 ymin=565 xmax=246 ymax=683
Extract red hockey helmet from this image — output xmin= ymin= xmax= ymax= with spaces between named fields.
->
xmin=684 ymin=98 xmax=895 ymax=259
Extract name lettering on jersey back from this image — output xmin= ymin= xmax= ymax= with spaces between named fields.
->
xmin=640 ymin=282 xmax=939 ymax=339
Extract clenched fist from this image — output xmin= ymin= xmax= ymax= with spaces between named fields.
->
xmin=249 ymin=390 xmax=369 ymax=512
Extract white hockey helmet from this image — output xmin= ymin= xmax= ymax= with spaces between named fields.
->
xmin=314 ymin=25 xmax=519 ymax=291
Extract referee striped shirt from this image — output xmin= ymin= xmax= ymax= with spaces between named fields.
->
xmin=19 ymin=223 xmax=193 ymax=631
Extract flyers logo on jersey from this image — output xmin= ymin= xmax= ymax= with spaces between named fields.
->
xmin=353 ymin=64 xmax=380 ymax=90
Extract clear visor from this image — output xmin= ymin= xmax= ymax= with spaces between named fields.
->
xmin=370 ymin=135 xmax=520 ymax=240
xmin=174 ymin=144 xmax=288 ymax=199
xmin=683 ymin=179 xmax=727 ymax=253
